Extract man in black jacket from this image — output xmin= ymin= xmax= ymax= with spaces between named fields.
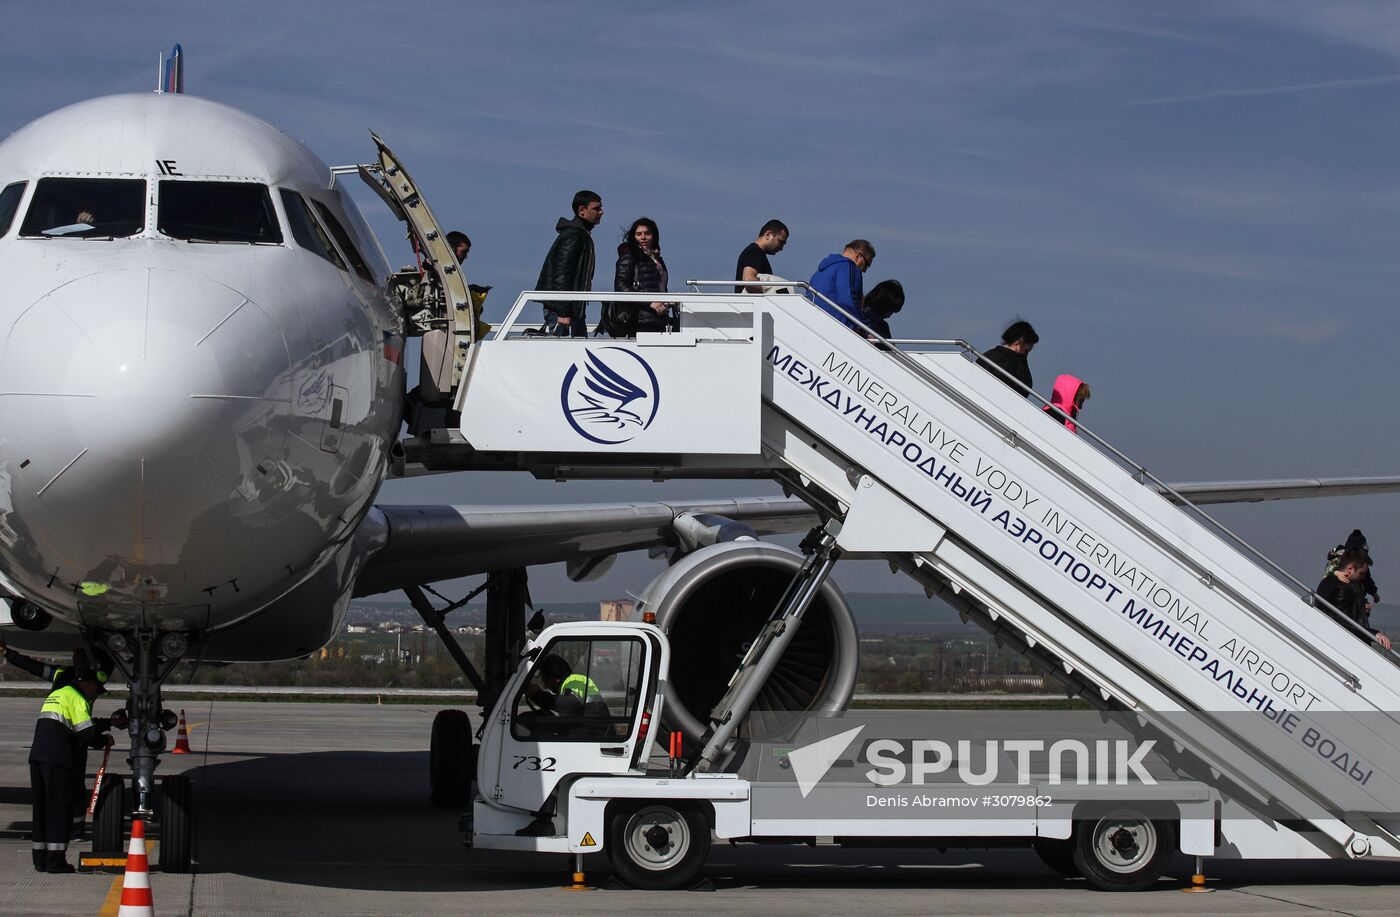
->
xmin=1317 ymin=548 xmax=1392 ymax=650
xmin=536 ymin=190 xmax=603 ymax=336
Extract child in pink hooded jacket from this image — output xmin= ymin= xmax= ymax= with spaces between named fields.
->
xmin=1044 ymin=374 xmax=1091 ymax=433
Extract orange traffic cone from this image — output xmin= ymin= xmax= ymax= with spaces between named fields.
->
xmin=172 ymin=709 xmax=192 ymax=754
xmin=117 ymin=819 xmax=154 ymax=916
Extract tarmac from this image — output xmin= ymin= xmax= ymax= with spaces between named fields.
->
xmin=0 ymin=697 xmax=1395 ymax=916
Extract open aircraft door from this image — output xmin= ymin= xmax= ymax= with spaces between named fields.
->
xmin=355 ymin=135 xmax=478 ymax=416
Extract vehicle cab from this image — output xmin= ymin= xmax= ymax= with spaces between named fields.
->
xmin=472 ymin=621 xmax=669 ymax=846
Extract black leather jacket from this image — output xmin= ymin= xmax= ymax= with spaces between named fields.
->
xmin=607 ymin=246 xmax=671 ymax=335
xmin=535 ymin=217 xmax=596 ymax=324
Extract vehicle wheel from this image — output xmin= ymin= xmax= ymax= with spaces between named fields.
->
xmin=1033 ymin=837 xmax=1079 ymax=877
xmin=92 ymin=775 xmax=126 ymax=853
xmin=429 ymin=709 xmax=472 ymax=808
xmin=1072 ymin=810 xmax=1174 ymax=892
xmin=607 ymin=803 xmax=710 ymax=890
xmin=158 ymin=773 xmax=194 ymax=873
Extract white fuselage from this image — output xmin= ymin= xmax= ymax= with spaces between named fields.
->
xmin=0 ymin=94 xmax=405 ymax=638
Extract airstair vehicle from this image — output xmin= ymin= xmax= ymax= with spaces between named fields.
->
xmin=442 ymin=283 xmax=1399 ymax=886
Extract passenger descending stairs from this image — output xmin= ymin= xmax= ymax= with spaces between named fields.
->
xmin=458 ymin=285 xmax=1400 ymax=860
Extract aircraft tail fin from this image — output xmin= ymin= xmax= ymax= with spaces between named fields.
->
xmin=157 ymin=44 xmax=184 ymax=94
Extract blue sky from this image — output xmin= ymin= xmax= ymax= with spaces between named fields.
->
xmin=4 ymin=2 xmax=1399 ymax=602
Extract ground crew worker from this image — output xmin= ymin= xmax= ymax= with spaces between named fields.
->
xmin=530 ymin=655 xmax=606 ymax=717
xmin=29 ymin=668 xmax=111 ymax=872
xmin=2 ymin=637 xmax=115 ymax=840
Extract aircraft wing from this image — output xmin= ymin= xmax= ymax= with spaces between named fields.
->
xmin=1158 ymin=476 xmax=1400 ymax=505
xmin=353 ymin=496 xmax=818 ymax=597
xmin=353 ymin=475 xmax=1400 ymax=597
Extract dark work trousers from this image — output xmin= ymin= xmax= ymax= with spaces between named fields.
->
xmin=30 ymin=762 xmax=74 ymax=869
xmin=70 ymin=750 xmax=89 ymax=839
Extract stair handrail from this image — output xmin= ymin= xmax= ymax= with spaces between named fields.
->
xmin=684 ymin=279 xmax=1398 ymax=667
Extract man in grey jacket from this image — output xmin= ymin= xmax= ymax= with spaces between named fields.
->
xmin=536 ymin=190 xmax=603 ymax=336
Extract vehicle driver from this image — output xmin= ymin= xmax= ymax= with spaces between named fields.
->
xmin=529 ymin=654 xmax=607 ymax=717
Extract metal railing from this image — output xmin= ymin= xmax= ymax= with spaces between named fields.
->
xmin=482 ymin=278 xmax=1395 ymax=668
xmin=489 ymin=289 xmax=759 ymax=340
xmin=682 ymin=280 xmax=1396 ymax=670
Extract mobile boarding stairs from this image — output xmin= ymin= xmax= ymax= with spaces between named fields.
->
xmin=445 ymin=282 xmax=1400 ymax=862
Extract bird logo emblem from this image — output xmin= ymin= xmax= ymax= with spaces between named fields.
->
xmin=560 ymin=347 xmax=661 ymax=445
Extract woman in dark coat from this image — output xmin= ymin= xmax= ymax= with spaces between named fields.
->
xmin=977 ymin=320 xmax=1038 ymax=395
xmin=860 ymin=279 xmax=904 ymax=344
xmin=608 ymin=217 xmax=671 ymax=337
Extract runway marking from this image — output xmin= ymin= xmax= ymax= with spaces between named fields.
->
xmin=185 ymin=718 xmax=265 ymax=730
xmin=96 ymin=876 xmax=121 ymax=916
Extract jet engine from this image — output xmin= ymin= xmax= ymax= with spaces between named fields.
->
xmin=635 ymin=541 xmax=859 ymax=740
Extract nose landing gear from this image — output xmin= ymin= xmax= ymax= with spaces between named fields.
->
xmin=95 ymin=626 xmax=198 ymax=873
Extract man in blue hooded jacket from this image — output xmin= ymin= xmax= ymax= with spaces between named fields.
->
xmin=807 ymin=240 xmax=875 ymax=328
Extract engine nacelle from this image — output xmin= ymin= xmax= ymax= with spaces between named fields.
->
xmin=635 ymin=541 xmax=859 ymax=740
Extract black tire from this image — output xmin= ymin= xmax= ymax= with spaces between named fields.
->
xmin=92 ymin=775 xmax=126 ymax=854
xmin=429 ymin=709 xmax=473 ymax=808
xmin=607 ymin=803 xmax=710 ymax=890
xmin=1033 ymin=837 xmax=1080 ymax=877
xmin=11 ymin=601 xmax=51 ymax=631
xmin=1072 ymin=811 xmax=1174 ymax=892
xmin=158 ymin=773 xmax=194 ymax=873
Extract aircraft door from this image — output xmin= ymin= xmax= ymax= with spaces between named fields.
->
xmin=356 ymin=134 xmax=477 ymax=409
xmin=493 ymin=633 xmax=653 ymax=816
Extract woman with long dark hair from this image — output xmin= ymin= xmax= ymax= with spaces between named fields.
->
xmin=607 ymin=217 xmax=671 ymax=337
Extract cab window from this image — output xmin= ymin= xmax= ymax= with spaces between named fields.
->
xmin=279 ymin=189 xmax=346 ymax=270
xmin=19 ymin=177 xmax=145 ymax=238
xmin=0 ymin=182 xmax=26 ymax=236
xmin=311 ymin=199 xmax=375 ymax=283
xmin=159 ymin=181 xmax=281 ymax=243
xmin=512 ymin=637 xmax=644 ymax=741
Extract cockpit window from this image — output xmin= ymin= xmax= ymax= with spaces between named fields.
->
xmin=19 ymin=177 xmax=145 ymax=238
xmin=311 ymin=199 xmax=375 ymax=283
xmin=279 ymin=189 xmax=346 ymax=270
xmin=158 ymin=181 xmax=282 ymax=243
xmin=0 ymin=182 xmax=26 ymax=236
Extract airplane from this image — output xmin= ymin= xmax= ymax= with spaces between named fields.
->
xmin=0 ymin=50 xmax=1397 ymax=870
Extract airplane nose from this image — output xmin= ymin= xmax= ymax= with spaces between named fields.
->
xmin=0 ymin=268 xmax=293 ymax=601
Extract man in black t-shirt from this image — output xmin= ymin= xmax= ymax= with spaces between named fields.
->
xmin=735 ymin=219 xmax=789 ymax=292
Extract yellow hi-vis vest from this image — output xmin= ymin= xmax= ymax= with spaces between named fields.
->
xmin=30 ymin=684 xmax=96 ymax=766
xmin=559 ymin=673 xmax=601 ymax=703
xmin=39 ymin=684 xmax=94 ymax=732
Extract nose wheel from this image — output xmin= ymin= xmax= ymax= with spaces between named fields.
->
xmin=92 ymin=625 xmax=198 ymax=871
xmin=158 ymin=774 xmax=194 ymax=873
xmin=92 ymin=775 xmax=127 ymax=854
